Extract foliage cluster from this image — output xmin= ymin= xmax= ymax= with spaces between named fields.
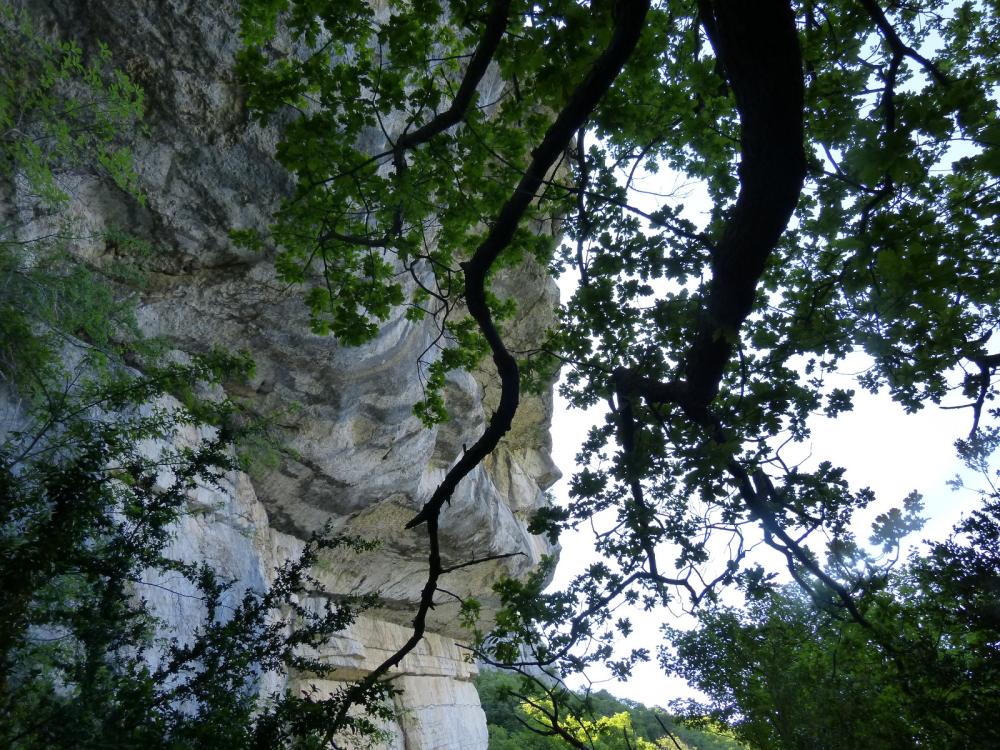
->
xmin=664 ymin=487 xmax=1000 ymax=750
xmin=0 ymin=355 xmax=390 ymax=749
xmin=234 ymin=0 xmax=562 ymax=423
xmin=0 ymin=0 xmax=146 ymax=391
xmin=476 ymin=670 xmax=743 ymax=750
xmin=0 ymin=2 xmax=143 ymax=209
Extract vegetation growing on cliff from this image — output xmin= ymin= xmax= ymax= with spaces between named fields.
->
xmin=0 ymin=9 xmax=394 ymax=748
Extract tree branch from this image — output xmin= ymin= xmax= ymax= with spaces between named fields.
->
xmin=323 ymin=0 xmax=653 ymax=736
xmin=856 ymin=0 xmax=950 ymax=86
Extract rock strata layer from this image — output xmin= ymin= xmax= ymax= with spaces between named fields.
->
xmin=10 ymin=1 xmax=561 ymax=746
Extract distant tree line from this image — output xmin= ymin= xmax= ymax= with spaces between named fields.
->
xmin=476 ymin=669 xmax=744 ymax=750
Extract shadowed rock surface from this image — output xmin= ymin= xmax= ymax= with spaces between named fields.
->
xmin=8 ymin=1 xmax=561 ymax=746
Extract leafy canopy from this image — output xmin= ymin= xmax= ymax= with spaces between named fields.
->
xmin=236 ymin=0 xmax=1000 ymax=699
xmin=5 ymin=0 xmax=996 ymax=744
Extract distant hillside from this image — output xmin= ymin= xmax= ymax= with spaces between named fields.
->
xmin=476 ymin=671 xmax=744 ymax=750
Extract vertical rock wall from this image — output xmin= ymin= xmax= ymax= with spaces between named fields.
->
xmin=10 ymin=1 xmax=560 ymax=746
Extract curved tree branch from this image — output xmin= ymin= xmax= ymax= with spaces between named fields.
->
xmin=406 ymin=0 xmax=653 ymax=530
xmin=395 ymin=0 xmax=513 ymax=152
xmin=324 ymin=0 xmax=653 ymax=735
xmin=612 ymin=0 xmax=806 ymax=418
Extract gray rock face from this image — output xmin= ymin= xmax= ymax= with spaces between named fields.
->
xmin=11 ymin=1 xmax=560 ymax=746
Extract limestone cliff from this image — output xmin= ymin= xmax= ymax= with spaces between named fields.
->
xmin=11 ymin=1 xmax=560 ymax=746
